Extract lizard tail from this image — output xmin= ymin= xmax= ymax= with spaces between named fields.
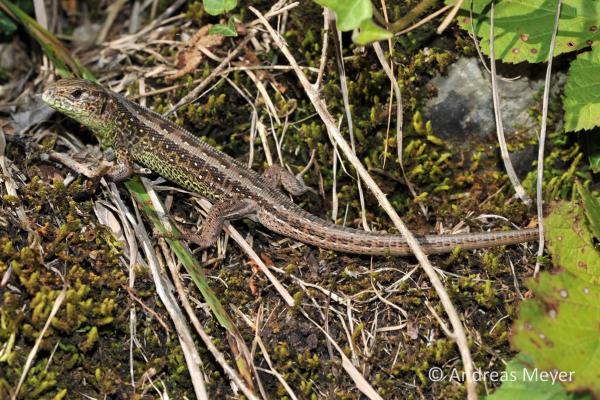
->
xmin=257 ymin=208 xmax=537 ymax=256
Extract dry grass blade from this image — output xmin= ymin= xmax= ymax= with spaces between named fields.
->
xmin=489 ymin=3 xmax=531 ymax=205
xmin=128 ymin=196 xmax=209 ymax=400
xmin=32 ymin=0 xmax=47 ymax=29
xmin=166 ymin=34 xmax=254 ymax=114
xmin=246 ymin=307 xmax=299 ymax=400
xmin=0 ymin=129 xmax=42 ymax=255
xmin=166 ymin=1 xmax=297 ymax=115
xmin=395 ymin=4 xmax=453 ymax=36
xmin=127 ymin=177 xmax=259 ymax=390
xmin=159 ymin=240 xmax=261 ymax=400
xmin=12 ymin=284 xmax=66 ymax=400
xmin=315 ymin=8 xmax=330 ymax=89
xmin=331 ymin=21 xmax=369 ymax=230
xmin=96 ymin=0 xmax=127 ymax=44
xmin=387 ymin=0 xmax=438 ymax=32
xmin=534 ymin=0 xmax=562 ymax=276
xmin=301 ymin=310 xmax=383 ymax=400
xmin=372 ymin=42 xmax=426 ymax=216
xmin=250 ymin=6 xmax=478 ymax=399
xmin=437 ymin=0 xmax=465 ymax=34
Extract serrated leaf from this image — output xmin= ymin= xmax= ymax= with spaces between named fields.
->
xmin=449 ymin=0 xmax=600 ymax=63
xmin=203 ymin=0 xmax=237 ymax=16
xmin=312 ymin=0 xmax=372 ymax=31
xmin=208 ymin=18 xmax=237 ymax=37
xmin=564 ymin=45 xmax=600 ymax=132
xmin=576 ymin=182 xmax=600 ymax=241
xmin=512 ymin=202 xmax=600 ymax=396
xmin=353 ymin=18 xmax=392 ymax=45
xmin=485 ymin=355 xmax=578 ymax=400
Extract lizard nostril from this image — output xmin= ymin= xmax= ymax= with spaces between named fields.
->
xmin=41 ymin=88 xmax=55 ymax=102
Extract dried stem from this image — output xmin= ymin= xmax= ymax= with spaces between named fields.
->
xmin=534 ymin=0 xmax=562 ymax=276
xmin=489 ymin=3 xmax=531 ymax=205
xmin=250 ymin=7 xmax=478 ymax=399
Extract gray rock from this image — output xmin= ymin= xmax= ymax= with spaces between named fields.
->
xmin=424 ymin=57 xmax=562 ymax=143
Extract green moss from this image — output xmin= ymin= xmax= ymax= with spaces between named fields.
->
xmin=2 ymin=0 xmax=583 ymax=398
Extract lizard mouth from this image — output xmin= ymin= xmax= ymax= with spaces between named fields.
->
xmin=41 ymin=86 xmax=60 ymax=108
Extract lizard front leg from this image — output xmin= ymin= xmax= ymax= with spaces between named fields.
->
xmin=262 ymin=164 xmax=310 ymax=196
xmin=104 ymin=147 xmax=134 ymax=181
xmin=186 ymin=198 xmax=257 ymax=250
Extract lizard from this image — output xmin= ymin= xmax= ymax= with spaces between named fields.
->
xmin=41 ymin=78 xmax=538 ymax=256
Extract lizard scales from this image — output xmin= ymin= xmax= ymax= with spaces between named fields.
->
xmin=42 ymin=79 xmax=537 ymax=256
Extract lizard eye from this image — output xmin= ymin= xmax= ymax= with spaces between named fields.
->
xmin=70 ymin=89 xmax=83 ymax=99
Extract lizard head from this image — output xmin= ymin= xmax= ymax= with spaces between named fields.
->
xmin=42 ymin=78 xmax=118 ymax=146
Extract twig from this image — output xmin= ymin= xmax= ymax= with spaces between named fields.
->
xmin=245 ymin=70 xmax=281 ymax=125
xmin=126 ymin=287 xmax=171 ymax=333
xmin=257 ymin=120 xmax=274 ymax=166
xmin=245 ymin=305 xmax=299 ymax=400
xmin=166 ymin=34 xmax=256 ymax=115
xmin=331 ymin=140 xmax=339 ymax=221
xmin=534 ymin=0 xmax=562 ymax=276
xmin=301 ymin=309 xmax=383 ymax=400
xmin=250 ymin=7 xmax=478 ymax=399
xmin=489 ymin=3 xmax=531 ymax=205
xmin=132 ymin=65 xmax=319 ymax=99
xmin=508 ymin=258 xmax=524 ymax=300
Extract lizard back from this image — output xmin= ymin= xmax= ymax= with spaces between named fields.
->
xmin=42 ymin=79 xmax=538 ymax=256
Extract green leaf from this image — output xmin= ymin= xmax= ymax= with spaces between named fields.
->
xmin=312 ymin=0 xmax=391 ymax=44
xmin=312 ymin=0 xmax=372 ymax=31
xmin=208 ymin=18 xmax=237 ymax=37
xmin=203 ymin=0 xmax=237 ymax=16
xmin=564 ymin=45 xmax=600 ymax=132
xmin=485 ymin=355 xmax=580 ymax=400
xmin=353 ymin=18 xmax=393 ymax=45
xmin=576 ymin=182 xmax=600 ymax=241
xmin=512 ymin=202 xmax=600 ymax=396
xmin=449 ymin=0 xmax=600 ymax=63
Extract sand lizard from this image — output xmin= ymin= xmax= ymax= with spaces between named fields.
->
xmin=41 ymin=79 xmax=537 ymax=256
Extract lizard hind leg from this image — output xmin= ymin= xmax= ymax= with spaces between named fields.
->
xmin=187 ymin=198 xmax=258 ymax=250
xmin=262 ymin=164 xmax=310 ymax=196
